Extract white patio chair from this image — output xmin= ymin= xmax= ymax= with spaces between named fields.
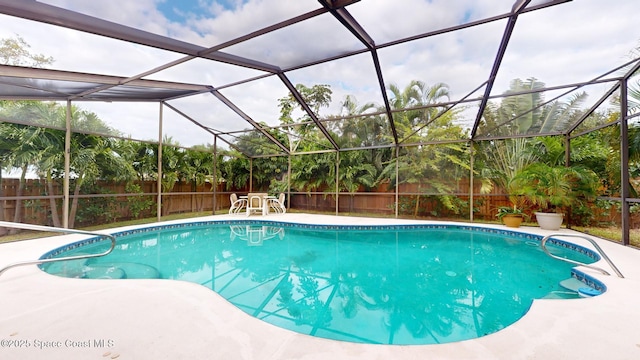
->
xmin=229 ymin=193 xmax=247 ymax=215
xmin=267 ymin=193 xmax=286 ymax=214
xmin=246 ymin=193 xmax=268 ymax=216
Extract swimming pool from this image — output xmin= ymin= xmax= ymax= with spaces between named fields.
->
xmin=40 ymin=220 xmax=603 ymax=345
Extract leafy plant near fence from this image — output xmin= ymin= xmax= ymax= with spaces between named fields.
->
xmin=125 ymin=182 xmax=155 ymax=218
xmin=74 ymin=183 xmax=118 ymax=227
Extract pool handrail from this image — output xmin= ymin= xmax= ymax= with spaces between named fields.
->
xmin=541 ymin=233 xmax=624 ymax=278
xmin=0 ymin=221 xmax=116 ymax=277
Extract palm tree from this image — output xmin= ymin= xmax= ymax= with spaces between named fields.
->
xmin=184 ymin=147 xmax=214 ymax=212
xmin=383 ymin=80 xmax=470 ymax=217
xmin=388 ymin=80 xmax=450 ymax=141
xmin=478 ymin=78 xmax=590 ymax=211
xmin=0 ymin=122 xmax=46 ymax=232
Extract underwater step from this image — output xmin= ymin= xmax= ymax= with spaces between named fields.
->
xmin=559 ymin=278 xmax=589 ymax=292
xmin=82 ymin=265 xmax=126 ymax=279
xmin=542 ymin=291 xmax=580 ymax=299
xmin=106 ymin=262 xmax=161 ymax=279
xmin=559 ymin=278 xmax=602 ymax=298
xmin=44 ymin=255 xmax=90 ymax=278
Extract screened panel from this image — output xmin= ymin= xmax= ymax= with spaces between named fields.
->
xmin=2 ymin=178 xmax=62 ymax=227
xmin=393 ymin=105 xmax=468 ymax=144
xmin=74 ymin=102 xmax=159 ymax=141
xmin=144 ymin=57 xmax=268 ymax=88
xmin=38 ymin=0 xmax=323 ymax=48
xmin=0 ymin=14 xmax=184 ymax=76
xmin=572 ymin=90 xmax=621 ymax=135
xmin=163 ymin=108 xmax=215 ymax=149
xmin=627 ymin=70 xmax=640 ymax=117
xmin=289 ymin=152 xmax=337 ymax=211
xmin=270 ymin=122 xmax=334 ymax=154
xmin=286 ymin=52 xmax=385 ymax=119
xmin=0 ymin=77 xmax=103 ymax=100
xmin=0 ymin=100 xmax=64 ymax=129
xmin=165 ymin=92 xmax=251 ymax=133
xmin=337 ymin=148 xmax=395 ymax=216
xmin=348 ymin=0 xmax=514 ymax=45
xmin=218 ymin=130 xmax=285 ymax=157
xmin=322 ymin=114 xmax=392 ymax=148
xmin=476 ymin=84 xmax=618 ymax=138
xmin=218 ymin=76 xmax=290 ymax=128
xmin=0 ymin=0 xmax=638 ymax=240
xmin=473 ymin=137 xmax=539 ymax=221
xmin=492 ymin=0 xmax=639 ymax=96
xmin=250 ymin=156 xmax=289 ymax=192
xmin=451 ymin=100 xmax=482 ymax=134
xmin=396 ymin=143 xmax=471 ymax=219
xmin=223 ymin=12 xmax=364 ymax=69
xmin=377 ymin=19 xmax=506 ymax=106
xmin=87 ymin=84 xmax=197 ymax=101
xmin=569 ymin=129 xmax=619 ymax=227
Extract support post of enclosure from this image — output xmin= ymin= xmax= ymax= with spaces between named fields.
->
xmin=287 ymin=155 xmax=291 ymax=212
xmin=249 ymin=158 xmax=253 ymax=192
xmin=565 ymin=135 xmax=572 ymax=229
xmin=469 ymin=141 xmax=474 ymax=222
xmin=63 ymin=100 xmax=71 ymax=229
xmin=620 ymin=78 xmax=630 ymax=246
xmin=395 ymin=146 xmax=399 ymax=219
xmin=157 ymin=102 xmax=163 ymax=222
xmin=335 ymin=151 xmax=339 ymax=216
xmin=212 ymin=136 xmax=217 ymax=214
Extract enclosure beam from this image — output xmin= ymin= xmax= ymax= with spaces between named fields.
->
xmin=470 ymin=2 xmax=529 ymax=138
xmin=277 ymin=74 xmax=339 ymax=151
xmin=63 ymin=100 xmax=71 ymax=229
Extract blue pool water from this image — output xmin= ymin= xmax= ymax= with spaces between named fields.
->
xmin=41 ymin=221 xmax=600 ymax=345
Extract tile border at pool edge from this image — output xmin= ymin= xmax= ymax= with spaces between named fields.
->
xmin=39 ymin=219 xmax=600 ymax=261
xmin=38 ymin=219 xmax=606 ymax=293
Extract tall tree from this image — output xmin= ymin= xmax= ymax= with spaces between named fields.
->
xmin=0 ymin=35 xmax=53 ymax=67
xmin=278 ymin=84 xmax=332 ymax=153
xmin=0 ymin=35 xmax=54 ymax=232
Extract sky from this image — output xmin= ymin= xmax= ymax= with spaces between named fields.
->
xmin=1 ymin=0 xmax=639 ymax=150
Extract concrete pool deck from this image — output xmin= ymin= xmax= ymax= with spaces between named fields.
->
xmin=1 ymin=214 xmax=639 ymax=360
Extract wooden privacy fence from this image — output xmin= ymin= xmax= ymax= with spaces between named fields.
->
xmin=0 ymin=178 xmax=622 ymax=227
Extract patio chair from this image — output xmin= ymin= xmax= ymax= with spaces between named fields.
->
xmin=229 ymin=193 xmax=248 ymax=215
xmin=267 ymin=193 xmax=286 ymax=214
xmin=246 ymin=193 xmax=268 ymax=216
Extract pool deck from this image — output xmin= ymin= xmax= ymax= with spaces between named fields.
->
xmin=1 ymin=214 xmax=639 ymax=360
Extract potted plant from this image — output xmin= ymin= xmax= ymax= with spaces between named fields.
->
xmin=496 ymin=205 xmax=527 ymax=228
xmin=511 ymin=163 xmax=599 ymax=230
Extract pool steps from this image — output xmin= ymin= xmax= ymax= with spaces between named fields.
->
xmin=558 ymin=277 xmax=602 ymax=298
xmin=45 ymin=261 xmax=160 ymax=280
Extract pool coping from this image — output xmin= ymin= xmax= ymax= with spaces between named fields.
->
xmin=1 ymin=214 xmax=639 ymax=359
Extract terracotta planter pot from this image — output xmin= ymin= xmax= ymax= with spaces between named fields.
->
xmin=502 ymin=214 xmax=523 ymax=228
xmin=535 ymin=212 xmax=564 ymax=230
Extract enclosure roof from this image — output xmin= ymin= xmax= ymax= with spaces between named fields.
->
xmin=0 ymin=0 xmax=638 ymax=157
